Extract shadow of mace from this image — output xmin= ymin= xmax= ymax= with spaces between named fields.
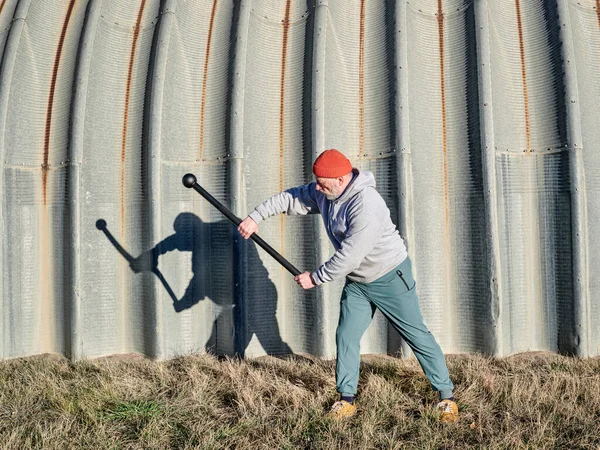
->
xmin=95 ymin=219 xmax=179 ymax=305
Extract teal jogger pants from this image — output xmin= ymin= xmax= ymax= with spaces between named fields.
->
xmin=336 ymin=256 xmax=454 ymax=400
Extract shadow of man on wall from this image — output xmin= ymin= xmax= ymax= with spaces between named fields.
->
xmin=129 ymin=212 xmax=292 ymax=357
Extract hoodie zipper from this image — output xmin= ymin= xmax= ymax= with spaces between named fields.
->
xmin=396 ymin=270 xmax=410 ymax=290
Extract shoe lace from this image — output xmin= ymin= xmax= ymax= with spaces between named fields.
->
xmin=438 ymin=400 xmax=454 ymax=414
xmin=330 ymin=401 xmax=346 ymax=412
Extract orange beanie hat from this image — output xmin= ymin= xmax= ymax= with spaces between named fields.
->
xmin=312 ymin=149 xmax=352 ymax=178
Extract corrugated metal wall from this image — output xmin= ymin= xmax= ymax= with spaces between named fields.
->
xmin=1 ymin=0 xmax=598 ymax=360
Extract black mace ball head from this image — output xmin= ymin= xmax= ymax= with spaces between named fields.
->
xmin=182 ymin=173 xmax=197 ymax=188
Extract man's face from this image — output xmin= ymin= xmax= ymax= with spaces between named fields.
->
xmin=316 ymin=176 xmax=343 ymax=200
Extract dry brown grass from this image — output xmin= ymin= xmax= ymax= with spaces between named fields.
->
xmin=0 ymin=352 xmax=598 ymax=449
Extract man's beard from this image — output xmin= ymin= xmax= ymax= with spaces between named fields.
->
xmin=325 ymin=185 xmax=344 ymax=201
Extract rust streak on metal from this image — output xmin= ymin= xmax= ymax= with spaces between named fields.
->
xmin=40 ymin=207 xmax=53 ymax=352
xmin=0 ymin=0 xmax=7 ymax=16
xmin=279 ymin=0 xmax=292 ymax=260
xmin=43 ymin=0 xmax=77 ymax=205
xmin=121 ymin=0 xmax=147 ymax=236
xmin=358 ymin=0 xmax=366 ymax=158
xmin=437 ymin=0 xmax=450 ymax=235
xmin=515 ymin=0 xmax=531 ymax=153
xmin=596 ymin=0 xmax=600 ymax=30
xmin=199 ymin=0 xmax=219 ymax=160
xmin=279 ymin=0 xmax=292 ymax=193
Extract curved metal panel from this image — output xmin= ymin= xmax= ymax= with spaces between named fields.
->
xmin=154 ymin=0 xmax=237 ymax=358
xmin=0 ymin=0 xmax=598 ymax=361
xmin=406 ymin=2 xmax=489 ymax=354
xmin=487 ymin=1 xmax=572 ymax=355
xmin=1 ymin=0 xmax=88 ymax=358
xmin=242 ymin=0 xmax=315 ymax=357
xmin=76 ymin=0 xmax=160 ymax=358
xmin=474 ymin=0 xmax=503 ymax=356
xmin=569 ymin=0 xmax=600 ymax=356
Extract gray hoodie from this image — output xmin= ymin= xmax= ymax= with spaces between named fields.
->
xmin=248 ymin=169 xmax=408 ymax=285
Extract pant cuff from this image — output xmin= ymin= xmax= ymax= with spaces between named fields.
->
xmin=338 ymin=390 xmax=356 ymax=397
xmin=439 ymin=390 xmax=454 ymax=400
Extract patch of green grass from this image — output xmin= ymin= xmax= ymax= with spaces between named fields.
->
xmin=101 ymin=400 xmax=163 ymax=422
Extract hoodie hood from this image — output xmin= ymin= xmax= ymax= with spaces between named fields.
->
xmin=334 ymin=169 xmax=376 ymax=204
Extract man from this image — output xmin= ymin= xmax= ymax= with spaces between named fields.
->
xmin=237 ymin=149 xmax=458 ymax=423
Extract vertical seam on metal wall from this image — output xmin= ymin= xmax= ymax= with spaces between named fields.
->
xmin=394 ymin=0 xmax=414 ymax=358
xmin=475 ymin=0 xmax=503 ymax=355
xmin=230 ymin=0 xmax=251 ymax=356
xmin=312 ymin=0 xmax=330 ymax=357
xmin=147 ymin=0 xmax=176 ymax=360
xmin=69 ymin=0 xmax=103 ymax=360
xmin=0 ymin=0 xmax=32 ymax=358
xmin=556 ymin=0 xmax=589 ymax=357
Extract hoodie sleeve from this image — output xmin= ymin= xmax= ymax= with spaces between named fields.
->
xmin=248 ymin=183 xmax=320 ymax=224
xmin=311 ymin=199 xmax=383 ymax=285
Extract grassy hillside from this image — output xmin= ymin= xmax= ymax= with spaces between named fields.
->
xmin=0 ymin=352 xmax=598 ymax=449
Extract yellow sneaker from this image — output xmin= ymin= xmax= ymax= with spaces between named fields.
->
xmin=327 ymin=400 xmax=357 ymax=420
xmin=437 ymin=399 xmax=459 ymax=423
